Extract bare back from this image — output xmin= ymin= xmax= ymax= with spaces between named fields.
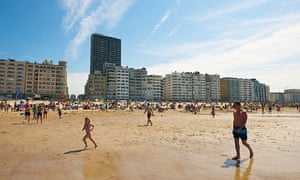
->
xmin=233 ymin=110 xmax=247 ymax=128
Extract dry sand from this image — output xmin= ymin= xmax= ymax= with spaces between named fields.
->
xmin=0 ymin=108 xmax=299 ymax=180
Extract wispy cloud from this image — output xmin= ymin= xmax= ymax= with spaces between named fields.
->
xmin=62 ymin=0 xmax=134 ymax=60
xmin=147 ymin=21 xmax=300 ymax=91
xmin=168 ymin=27 xmax=178 ymax=37
xmin=151 ymin=9 xmax=173 ymax=34
xmin=189 ymin=0 xmax=268 ymax=22
xmin=61 ymin=0 xmax=94 ymax=33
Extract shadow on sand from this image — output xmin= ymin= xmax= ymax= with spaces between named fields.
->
xmin=137 ymin=124 xmax=149 ymax=127
xmin=64 ymin=148 xmax=92 ymax=154
xmin=222 ymin=158 xmax=249 ymax=168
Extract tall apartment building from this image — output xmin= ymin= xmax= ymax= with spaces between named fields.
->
xmin=239 ymin=79 xmax=254 ymax=102
xmin=221 ymin=78 xmax=267 ymax=102
xmin=145 ymin=75 xmax=162 ymax=101
xmin=0 ymin=59 xmax=68 ymax=99
xmin=85 ymin=71 xmax=106 ymax=100
xmin=163 ymin=72 xmax=193 ymax=102
xmin=90 ymin=34 xmax=121 ymax=74
xmin=205 ymin=74 xmax=221 ymax=101
xmin=192 ymin=72 xmax=206 ymax=101
xmin=220 ymin=78 xmax=240 ymax=102
xmin=283 ymin=89 xmax=300 ymax=103
xmin=104 ymin=63 xmax=129 ymax=100
xmin=252 ymin=79 xmax=266 ymax=103
xmin=0 ymin=59 xmax=26 ymax=98
xmin=129 ymin=67 xmax=147 ymax=101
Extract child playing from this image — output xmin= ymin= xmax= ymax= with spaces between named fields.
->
xmin=82 ymin=117 xmax=98 ymax=149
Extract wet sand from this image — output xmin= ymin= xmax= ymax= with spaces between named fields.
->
xmin=0 ymin=108 xmax=299 ymax=179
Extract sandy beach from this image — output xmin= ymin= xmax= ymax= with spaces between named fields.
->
xmin=0 ymin=107 xmax=299 ymax=180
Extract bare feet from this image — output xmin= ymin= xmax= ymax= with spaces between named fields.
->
xmin=232 ymin=156 xmax=240 ymax=160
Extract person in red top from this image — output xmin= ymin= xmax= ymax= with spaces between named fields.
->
xmin=23 ymin=99 xmax=31 ymax=124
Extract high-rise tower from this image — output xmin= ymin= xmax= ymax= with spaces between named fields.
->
xmin=90 ymin=33 xmax=121 ymax=74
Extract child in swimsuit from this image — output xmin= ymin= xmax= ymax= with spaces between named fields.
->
xmin=82 ymin=117 xmax=98 ymax=149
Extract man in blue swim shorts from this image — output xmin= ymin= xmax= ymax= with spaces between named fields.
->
xmin=232 ymin=102 xmax=253 ymax=160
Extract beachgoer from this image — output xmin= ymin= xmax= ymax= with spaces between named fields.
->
xmin=82 ymin=117 xmax=97 ymax=149
xmin=232 ymin=101 xmax=253 ymax=160
xmin=144 ymin=103 xmax=154 ymax=126
xmin=57 ymin=108 xmax=62 ymax=119
xmin=211 ymin=105 xmax=216 ymax=118
xmin=43 ymin=105 xmax=48 ymax=120
xmin=37 ymin=105 xmax=43 ymax=123
xmin=32 ymin=104 xmax=37 ymax=120
xmin=23 ymin=99 xmax=31 ymax=124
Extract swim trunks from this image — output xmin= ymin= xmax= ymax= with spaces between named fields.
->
xmin=232 ymin=126 xmax=247 ymax=140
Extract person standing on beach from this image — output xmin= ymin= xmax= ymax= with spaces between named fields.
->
xmin=144 ymin=103 xmax=154 ymax=126
xmin=23 ymin=99 xmax=31 ymax=124
xmin=211 ymin=105 xmax=216 ymax=118
xmin=82 ymin=117 xmax=98 ymax=149
xmin=37 ymin=105 xmax=43 ymax=123
xmin=232 ymin=102 xmax=253 ymax=160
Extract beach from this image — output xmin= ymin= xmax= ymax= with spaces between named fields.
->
xmin=0 ymin=108 xmax=300 ymax=179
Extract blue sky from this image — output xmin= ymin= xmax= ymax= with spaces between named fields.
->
xmin=1 ymin=0 xmax=300 ymax=95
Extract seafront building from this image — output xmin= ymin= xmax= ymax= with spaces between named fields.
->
xmin=104 ymin=63 xmax=129 ymax=100
xmin=205 ymin=74 xmax=221 ymax=102
xmin=145 ymin=75 xmax=162 ymax=101
xmin=90 ymin=33 xmax=121 ymax=74
xmin=129 ymin=67 xmax=147 ymax=101
xmin=0 ymin=59 xmax=68 ymax=99
xmin=85 ymin=71 xmax=106 ymax=100
xmin=220 ymin=78 xmax=267 ymax=103
xmin=163 ymin=72 xmax=193 ymax=102
xmin=192 ymin=72 xmax=206 ymax=101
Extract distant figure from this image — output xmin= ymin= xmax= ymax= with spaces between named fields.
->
xmin=37 ymin=105 xmax=43 ymax=123
xmin=144 ymin=103 xmax=154 ymax=126
xmin=82 ymin=117 xmax=97 ymax=149
xmin=23 ymin=99 xmax=31 ymax=124
xmin=43 ymin=105 xmax=48 ymax=120
xmin=276 ymin=104 xmax=281 ymax=114
xmin=32 ymin=104 xmax=38 ymax=120
xmin=268 ymin=104 xmax=272 ymax=113
xmin=261 ymin=103 xmax=265 ymax=115
xmin=211 ymin=106 xmax=216 ymax=118
xmin=232 ymin=102 xmax=253 ymax=160
xmin=57 ymin=108 xmax=62 ymax=119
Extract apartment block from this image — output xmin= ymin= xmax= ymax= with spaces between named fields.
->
xmin=192 ymin=72 xmax=206 ymax=101
xmin=129 ymin=67 xmax=147 ymax=101
xmin=85 ymin=71 xmax=106 ymax=100
xmin=145 ymin=75 xmax=162 ymax=101
xmin=104 ymin=63 xmax=129 ymax=100
xmin=0 ymin=59 xmax=68 ymax=99
xmin=205 ymin=74 xmax=221 ymax=102
xmin=163 ymin=72 xmax=193 ymax=102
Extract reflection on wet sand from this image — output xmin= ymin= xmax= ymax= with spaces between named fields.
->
xmin=234 ymin=158 xmax=254 ymax=180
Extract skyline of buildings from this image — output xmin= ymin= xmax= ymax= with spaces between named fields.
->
xmin=1 ymin=32 xmax=299 ymax=103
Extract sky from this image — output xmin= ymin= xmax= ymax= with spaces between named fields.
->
xmin=0 ymin=0 xmax=300 ymax=95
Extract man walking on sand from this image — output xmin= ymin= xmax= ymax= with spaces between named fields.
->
xmin=232 ymin=102 xmax=253 ymax=160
